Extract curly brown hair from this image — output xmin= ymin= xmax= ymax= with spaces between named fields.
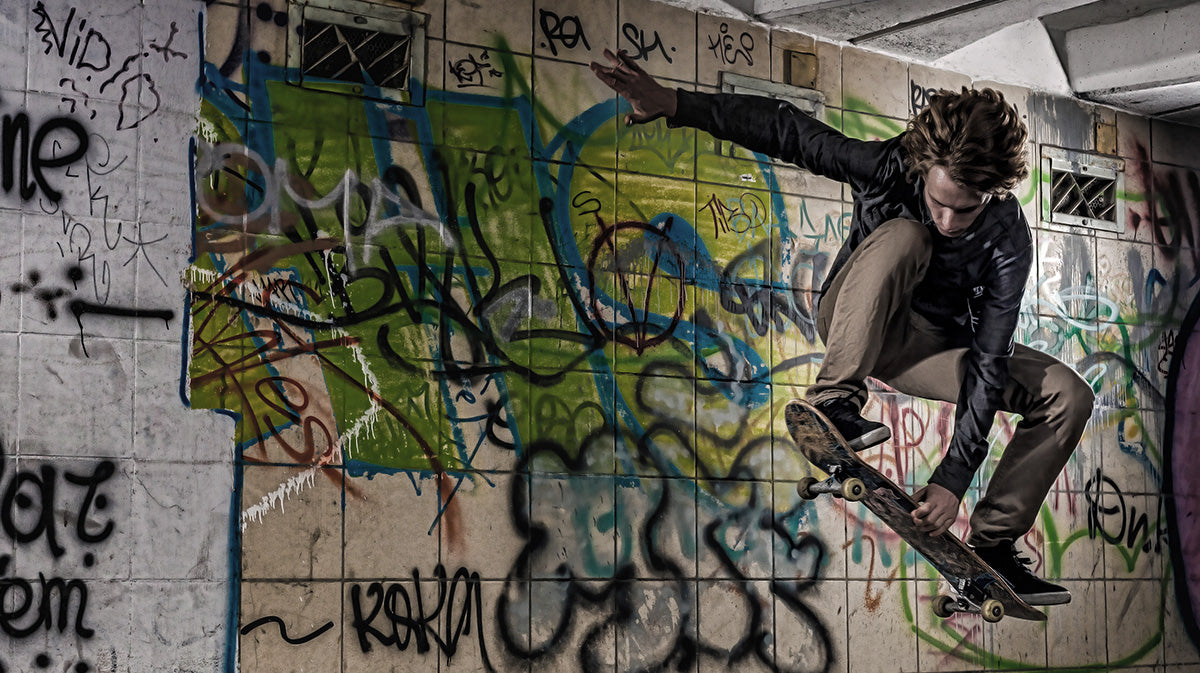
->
xmin=901 ymin=87 xmax=1029 ymax=196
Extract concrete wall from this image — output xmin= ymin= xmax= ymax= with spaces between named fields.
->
xmin=1 ymin=0 xmax=1198 ymax=671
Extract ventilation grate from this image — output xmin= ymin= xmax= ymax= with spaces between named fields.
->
xmin=287 ymin=2 xmax=425 ymax=104
xmin=1041 ymin=148 xmax=1124 ymax=233
xmin=301 ymin=20 xmax=412 ymax=89
xmin=1050 ymin=167 xmax=1116 ymax=221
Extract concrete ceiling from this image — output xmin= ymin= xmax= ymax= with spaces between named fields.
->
xmin=662 ymin=0 xmax=1200 ymax=126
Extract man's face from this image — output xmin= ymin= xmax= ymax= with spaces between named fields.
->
xmin=923 ymin=164 xmax=991 ymax=238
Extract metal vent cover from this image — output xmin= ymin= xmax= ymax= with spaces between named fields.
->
xmin=287 ymin=1 xmax=425 ymax=103
xmin=1040 ymin=147 xmax=1124 ymax=233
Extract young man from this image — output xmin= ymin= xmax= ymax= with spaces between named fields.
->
xmin=591 ymin=49 xmax=1094 ymax=605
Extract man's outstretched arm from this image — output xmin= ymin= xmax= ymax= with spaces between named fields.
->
xmin=590 ymin=48 xmax=677 ymax=126
xmin=591 ymin=48 xmax=889 ymax=187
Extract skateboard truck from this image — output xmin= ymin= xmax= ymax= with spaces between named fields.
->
xmin=932 ymin=575 xmax=1006 ymax=622
xmin=797 ymin=467 xmax=866 ymax=502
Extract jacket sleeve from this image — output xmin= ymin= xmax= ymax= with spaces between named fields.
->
xmin=927 ymin=232 xmax=1033 ymax=499
xmin=669 ymin=89 xmax=891 ymax=188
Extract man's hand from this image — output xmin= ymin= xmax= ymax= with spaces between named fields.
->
xmin=589 ymin=48 xmax=677 ymax=126
xmin=912 ymin=483 xmax=960 ymax=536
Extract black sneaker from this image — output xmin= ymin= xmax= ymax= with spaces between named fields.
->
xmin=814 ymin=397 xmax=891 ymax=451
xmin=975 ymin=543 xmax=1071 ymax=606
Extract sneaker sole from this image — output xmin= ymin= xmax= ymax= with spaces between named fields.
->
xmin=1017 ymin=591 xmax=1071 ymax=606
xmin=847 ymin=427 xmax=892 ymax=452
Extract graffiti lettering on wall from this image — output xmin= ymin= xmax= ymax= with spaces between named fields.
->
xmin=909 ymin=80 xmax=939 ymax=115
xmin=705 ymin=22 xmax=755 ymax=67
xmin=538 ymin=9 xmax=591 ymax=57
xmin=701 ymin=191 xmax=768 ymax=240
xmin=1085 ymin=468 xmax=1167 ymax=557
xmin=0 ymin=438 xmax=116 ymax=673
xmin=621 ymin=22 xmax=675 ymax=64
xmin=31 ymin=1 xmax=184 ymax=130
xmin=0 ymin=97 xmax=89 ymax=205
xmin=193 ymin=141 xmax=447 ymax=269
xmin=449 ymin=50 xmax=504 ymax=89
xmin=350 ymin=566 xmax=490 ymax=664
xmin=238 ymin=565 xmax=492 ymax=666
xmin=1158 ymin=329 xmax=1176 ymax=376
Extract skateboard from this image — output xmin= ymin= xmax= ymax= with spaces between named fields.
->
xmin=783 ymin=399 xmax=1046 ymax=623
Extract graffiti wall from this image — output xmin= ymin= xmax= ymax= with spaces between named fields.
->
xmin=2 ymin=0 xmax=1199 ymax=671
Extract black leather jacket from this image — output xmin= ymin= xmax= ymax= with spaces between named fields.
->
xmin=670 ymin=90 xmax=1034 ymax=498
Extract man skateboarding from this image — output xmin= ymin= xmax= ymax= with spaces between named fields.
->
xmin=592 ymin=48 xmax=1094 ymax=606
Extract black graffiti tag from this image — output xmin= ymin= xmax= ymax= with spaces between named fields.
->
xmin=1 ymin=101 xmax=90 ymax=205
xmin=621 ymin=22 xmax=674 ymax=64
xmin=1085 ymin=468 xmax=1166 ymax=554
xmin=706 ymin=22 xmax=754 ymax=67
xmin=0 ymin=438 xmax=117 ymax=673
xmin=449 ymin=51 xmax=503 ymax=89
xmin=538 ymin=9 xmax=591 ymax=57
xmin=910 ymin=80 xmax=939 ymax=115
xmin=349 ymin=566 xmax=493 ymax=671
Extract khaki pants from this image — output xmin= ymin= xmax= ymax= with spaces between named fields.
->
xmin=806 ymin=219 xmax=1094 ymax=546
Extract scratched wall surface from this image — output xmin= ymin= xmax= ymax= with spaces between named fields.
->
xmin=3 ymin=0 xmax=1200 ymax=671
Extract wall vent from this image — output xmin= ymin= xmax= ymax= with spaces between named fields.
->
xmin=1040 ymin=147 xmax=1124 ymax=233
xmin=287 ymin=1 xmax=425 ymax=104
xmin=720 ymin=72 xmax=824 ymax=117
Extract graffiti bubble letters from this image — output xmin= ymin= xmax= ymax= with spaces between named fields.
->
xmin=626 ymin=120 xmax=690 ymax=169
xmin=449 ymin=50 xmax=503 ymax=89
xmin=538 ymin=9 xmax=591 ymax=57
xmin=706 ymin=23 xmax=754 ymax=67
xmin=1 ymin=99 xmax=89 ymax=205
xmin=621 ymin=22 xmax=674 ymax=64
xmin=194 ymin=142 xmax=449 ymax=269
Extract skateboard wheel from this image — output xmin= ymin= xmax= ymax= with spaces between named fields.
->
xmin=797 ymin=477 xmax=820 ymax=500
xmin=840 ymin=477 xmax=866 ymax=501
xmin=932 ymin=595 xmax=955 ymax=619
xmin=981 ymin=599 xmax=1005 ymax=623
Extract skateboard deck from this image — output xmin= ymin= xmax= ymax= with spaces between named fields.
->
xmin=783 ymin=399 xmax=1045 ymax=622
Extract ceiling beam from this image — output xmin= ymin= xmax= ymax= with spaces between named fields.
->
xmin=755 ymin=0 xmax=874 ymax=21
xmin=848 ymin=0 xmax=1013 ymax=44
xmin=1049 ymin=2 xmax=1200 ymax=93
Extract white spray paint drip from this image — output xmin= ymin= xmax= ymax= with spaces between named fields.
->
xmin=196 ymin=117 xmax=222 ymax=144
xmin=240 ymin=468 xmax=317 ymax=531
xmin=185 ymin=267 xmax=219 ymax=287
xmin=336 ymin=333 xmax=384 ymax=460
